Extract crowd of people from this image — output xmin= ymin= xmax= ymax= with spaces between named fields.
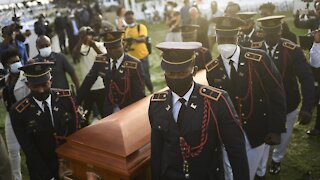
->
xmin=0 ymin=0 xmax=319 ymax=180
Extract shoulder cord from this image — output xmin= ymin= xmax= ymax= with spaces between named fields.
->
xmin=108 ymin=69 xmax=131 ymax=106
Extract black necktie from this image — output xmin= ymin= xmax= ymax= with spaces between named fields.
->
xmin=42 ymin=101 xmax=53 ymax=130
xmin=112 ymin=59 xmax=117 ymax=76
xmin=268 ymin=46 xmax=273 ymax=58
xmin=177 ymin=98 xmax=187 ymax=129
xmin=245 ymin=35 xmax=250 ymax=43
xmin=112 ymin=59 xmax=117 ymax=70
xmin=229 ymin=59 xmax=237 ymax=80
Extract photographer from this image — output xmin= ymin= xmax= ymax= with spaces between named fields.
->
xmin=124 ymin=11 xmax=154 ymax=93
xmin=72 ymin=27 xmax=106 ymax=124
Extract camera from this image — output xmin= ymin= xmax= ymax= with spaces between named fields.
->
xmin=79 ymin=26 xmax=94 ymax=36
xmin=123 ymin=38 xmax=135 ymax=52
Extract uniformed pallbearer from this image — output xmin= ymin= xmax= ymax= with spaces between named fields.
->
xmin=149 ymin=41 xmax=249 ymax=180
xmin=76 ymin=31 xmax=146 ymax=117
xmin=205 ymin=16 xmax=286 ymax=180
xmin=253 ymin=15 xmax=315 ymax=178
xmin=9 ymin=62 xmax=78 ymax=180
xmin=237 ymin=12 xmax=263 ymax=47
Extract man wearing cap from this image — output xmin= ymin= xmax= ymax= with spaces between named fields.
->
xmin=149 ymin=41 xmax=249 ymax=180
xmin=205 ymin=16 xmax=286 ymax=180
xmin=180 ymin=24 xmax=212 ymax=69
xmin=259 ymin=2 xmax=297 ymax=43
xmin=237 ymin=12 xmax=263 ymax=47
xmin=76 ymin=31 xmax=145 ymax=117
xmin=253 ymin=15 xmax=315 ymax=178
xmin=9 ymin=62 xmax=78 ymax=180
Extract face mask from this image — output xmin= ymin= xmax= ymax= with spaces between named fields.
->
xmin=56 ymin=12 xmax=61 ymax=17
xmin=39 ymin=47 xmax=52 ymax=57
xmin=31 ymin=89 xmax=51 ymax=101
xmin=217 ymin=44 xmax=237 ymax=59
xmin=9 ymin=61 xmax=22 ymax=74
xmin=165 ymin=74 xmax=193 ymax=96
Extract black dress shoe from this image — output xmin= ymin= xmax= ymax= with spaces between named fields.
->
xmin=255 ymin=175 xmax=265 ymax=180
xmin=306 ymin=128 xmax=320 ymax=136
xmin=269 ymin=160 xmax=281 ymax=175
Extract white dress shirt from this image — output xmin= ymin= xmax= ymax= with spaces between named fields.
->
xmin=171 ymin=82 xmax=195 ymax=122
xmin=221 ymin=45 xmax=241 ymax=78
xmin=310 ymin=43 xmax=320 ymax=68
xmin=264 ymin=42 xmax=279 ymax=57
xmin=33 ymin=95 xmax=54 ymax=126
xmin=110 ymin=53 xmax=125 ymax=70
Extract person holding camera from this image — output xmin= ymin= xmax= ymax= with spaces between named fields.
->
xmin=124 ymin=11 xmax=154 ymax=94
xmin=294 ymin=1 xmax=320 ymax=31
xmin=72 ymin=26 xmax=107 ymax=124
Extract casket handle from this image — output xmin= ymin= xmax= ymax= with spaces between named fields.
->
xmin=86 ymin=171 xmax=102 ymax=180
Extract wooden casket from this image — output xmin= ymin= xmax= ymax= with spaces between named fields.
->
xmin=56 ymin=70 xmax=208 ymax=180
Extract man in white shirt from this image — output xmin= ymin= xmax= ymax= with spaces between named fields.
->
xmin=73 ymin=26 xmax=107 ymax=124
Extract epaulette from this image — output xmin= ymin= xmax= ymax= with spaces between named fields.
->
xmin=199 ymin=86 xmax=222 ymax=101
xmin=282 ymin=41 xmax=297 ymax=50
xmin=251 ymin=41 xmax=263 ymax=49
xmin=205 ymin=59 xmax=219 ymax=72
xmin=151 ymin=91 xmax=168 ymax=102
xmin=244 ymin=52 xmax=262 ymax=62
xmin=95 ymin=55 xmax=108 ymax=63
xmin=123 ymin=61 xmax=138 ymax=69
xmin=52 ymin=88 xmax=71 ymax=97
xmin=15 ymin=98 xmax=30 ymax=113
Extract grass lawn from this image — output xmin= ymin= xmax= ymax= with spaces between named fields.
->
xmin=1 ymin=11 xmax=320 ymax=179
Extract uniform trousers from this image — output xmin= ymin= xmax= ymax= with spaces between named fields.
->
xmin=223 ymin=134 xmax=265 ymax=180
xmin=256 ymin=109 xmax=298 ymax=176
xmin=5 ymin=114 xmax=22 ymax=180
